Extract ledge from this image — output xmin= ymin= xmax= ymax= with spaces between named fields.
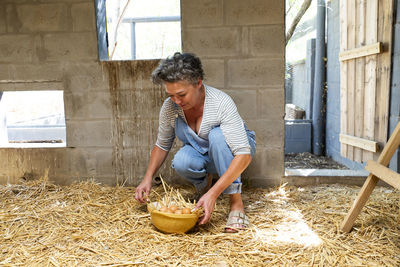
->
xmin=283 ymin=168 xmax=371 ymax=187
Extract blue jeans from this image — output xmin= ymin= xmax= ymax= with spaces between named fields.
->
xmin=172 ymin=126 xmax=256 ymax=194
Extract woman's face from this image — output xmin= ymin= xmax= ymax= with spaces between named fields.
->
xmin=164 ymin=79 xmax=204 ymax=111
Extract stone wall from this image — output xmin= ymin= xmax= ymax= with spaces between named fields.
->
xmin=0 ymin=0 xmax=285 ymax=187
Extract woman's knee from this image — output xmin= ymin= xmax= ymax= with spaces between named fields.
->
xmin=172 ymin=146 xmax=205 ymax=174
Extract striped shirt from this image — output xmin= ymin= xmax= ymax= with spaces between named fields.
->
xmin=156 ymin=85 xmax=252 ymax=155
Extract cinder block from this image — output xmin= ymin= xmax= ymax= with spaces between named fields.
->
xmin=66 ymin=62 xmax=109 ymax=92
xmin=65 ymin=90 xmax=114 ymax=122
xmin=72 ymin=2 xmax=95 ymax=32
xmin=66 ymin=120 xmax=112 ymax=147
xmin=225 ymin=89 xmax=257 ymax=120
xmin=183 ymin=27 xmax=240 ymax=57
xmin=228 ymin=58 xmax=284 ymax=87
xmin=224 ymin=0 xmax=284 ymax=26
xmin=49 ymin=148 xmax=89 ymax=177
xmin=10 ymin=63 xmax=64 ymax=81
xmin=5 ymin=5 xmax=22 ymax=33
xmin=0 ymin=6 xmax=6 ymax=33
xmin=121 ymin=119 xmax=158 ymax=148
xmin=245 ymin=148 xmax=284 ymax=180
xmin=258 ymin=89 xmax=285 ymax=120
xmin=14 ymin=4 xmax=68 ymax=32
xmin=0 ymin=34 xmax=34 ymax=63
xmin=240 ymin=27 xmax=249 ymax=56
xmin=43 ymin=32 xmax=97 ymax=61
xmin=202 ymin=59 xmax=225 ymax=88
xmin=249 ymin=25 xmax=285 ymax=56
xmin=63 ymin=91 xmax=89 ymax=120
xmin=87 ymin=92 xmax=113 ymax=119
xmin=0 ymin=65 xmax=10 ymax=80
xmin=247 ymin=119 xmax=284 ymax=149
xmin=181 ymin=0 xmax=223 ymax=27
xmin=94 ymin=148 xmax=114 ymax=177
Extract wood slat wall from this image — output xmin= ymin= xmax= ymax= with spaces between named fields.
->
xmin=339 ymin=0 xmax=393 ymax=163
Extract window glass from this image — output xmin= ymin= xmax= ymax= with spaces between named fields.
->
xmin=105 ymin=0 xmax=181 ymax=60
xmin=0 ymin=91 xmax=66 ymax=148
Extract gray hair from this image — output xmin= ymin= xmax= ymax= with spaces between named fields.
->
xmin=151 ymin=52 xmax=204 ymax=86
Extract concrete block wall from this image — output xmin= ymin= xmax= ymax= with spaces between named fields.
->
xmin=0 ymin=0 xmax=109 ymax=185
xmin=181 ymin=0 xmax=285 ymax=186
xmin=0 ymin=0 xmax=285 ymax=187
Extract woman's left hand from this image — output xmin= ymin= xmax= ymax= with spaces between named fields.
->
xmin=195 ymin=191 xmax=218 ymax=225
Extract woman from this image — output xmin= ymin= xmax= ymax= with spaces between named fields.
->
xmin=135 ymin=52 xmax=256 ymax=232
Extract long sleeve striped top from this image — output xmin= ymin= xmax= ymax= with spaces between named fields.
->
xmin=155 ymin=85 xmax=252 ymax=156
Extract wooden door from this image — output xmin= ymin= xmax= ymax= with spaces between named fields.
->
xmin=339 ymin=0 xmax=394 ymax=163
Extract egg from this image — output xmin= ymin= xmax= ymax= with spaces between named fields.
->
xmin=182 ymin=207 xmax=191 ymax=214
xmin=174 ymin=209 xmax=183 ymax=214
xmin=160 ymin=206 xmax=171 ymax=213
xmin=169 ymin=205 xmax=179 ymax=213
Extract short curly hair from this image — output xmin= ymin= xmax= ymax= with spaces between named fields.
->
xmin=151 ymin=52 xmax=205 ymax=86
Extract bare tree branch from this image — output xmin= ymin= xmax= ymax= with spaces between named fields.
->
xmin=286 ymin=0 xmax=312 ymax=45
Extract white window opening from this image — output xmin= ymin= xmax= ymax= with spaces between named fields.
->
xmin=0 ymin=91 xmax=66 ymax=148
xmin=103 ymin=0 xmax=182 ymax=60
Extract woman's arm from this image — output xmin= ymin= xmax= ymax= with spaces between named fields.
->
xmin=135 ymin=145 xmax=169 ymax=202
xmin=196 ymin=153 xmax=252 ymax=224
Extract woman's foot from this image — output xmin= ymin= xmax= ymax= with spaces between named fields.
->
xmin=224 ymin=211 xmax=249 ymax=233
xmin=225 ymin=193 xmax=249 ymax=233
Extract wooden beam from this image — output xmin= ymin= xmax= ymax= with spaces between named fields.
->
xmin=340 ymin=121 xmax=400 ymax=232
xmin=339 ymin=133 xmax=378 ymax=152
xmin=340 ymin=174 xmax=379 ymax=232
xmin=365 ymin=160 xmax=400 ymax=190
xmin=339 ymin=42 xmax=382 ymax=61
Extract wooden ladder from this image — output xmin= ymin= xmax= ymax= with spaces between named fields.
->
xmin=340 ymin=121 xmax=400 ymax=232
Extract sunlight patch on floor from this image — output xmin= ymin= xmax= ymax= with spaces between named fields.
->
xmin=252 ymin=210 xmax=322 ymax=247
xmin=251 ymin=185 xmax=323 ymax=248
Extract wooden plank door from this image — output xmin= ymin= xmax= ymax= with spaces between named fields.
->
xmin=339 ymin=0 xmax=394 ymax=163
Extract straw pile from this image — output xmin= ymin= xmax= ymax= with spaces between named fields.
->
xmin=1 ymin=175 xmax=399 ymax=266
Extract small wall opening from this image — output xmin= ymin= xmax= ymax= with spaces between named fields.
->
xmin=0 ymin=91 xmax=66 ymax=148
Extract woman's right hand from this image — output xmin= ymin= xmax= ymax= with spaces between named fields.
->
xmin=135 ymin=178 xmax=152 ymax=203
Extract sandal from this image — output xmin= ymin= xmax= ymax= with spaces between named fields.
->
xmin=224 ymin=210 xmax=249 ymax=233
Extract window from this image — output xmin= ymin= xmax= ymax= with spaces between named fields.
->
xmin=0 ymin=91 xmax=66 ymax=148
xmin=96 ymin=0 xmax=182 ymax=60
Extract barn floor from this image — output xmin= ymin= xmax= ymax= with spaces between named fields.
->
xmin=1 ymin=177 xmax=399 ymax=266
xmin=285 ymin=152 xmax=349 ymax=170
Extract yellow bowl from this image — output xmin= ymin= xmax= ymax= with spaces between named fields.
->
xmin=147 ymin=202 xmax=199 ymax=234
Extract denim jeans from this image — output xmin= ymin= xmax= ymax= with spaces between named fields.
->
xmin=172 ymin=117 xmax=256 ymax=195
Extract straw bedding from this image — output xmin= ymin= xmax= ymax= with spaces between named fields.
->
xmin=0 ymin=176 xmax=399 ymax=266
